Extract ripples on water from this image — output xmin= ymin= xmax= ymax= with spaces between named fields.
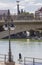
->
xmin=0 ymin=39 xmax=42 ymax=63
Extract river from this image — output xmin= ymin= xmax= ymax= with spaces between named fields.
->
xmin=0 ymin=39 xmax=42 ymax=63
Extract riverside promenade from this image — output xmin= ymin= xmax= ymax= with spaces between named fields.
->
xmin=0 ymin=54 xmax=42 ymax=65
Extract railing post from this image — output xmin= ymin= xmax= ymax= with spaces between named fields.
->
xmin=4 ymin=54 xmax=6 ymax=64
xmin=24 ymin=57 xmax=25 ymax=65
xmin=33 ymin=58 xmax=35 ymax=65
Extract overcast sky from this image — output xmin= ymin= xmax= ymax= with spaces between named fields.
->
xmin=0 ymin=0 xmax=42 ymax=14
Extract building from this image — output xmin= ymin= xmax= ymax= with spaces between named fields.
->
xmin=35 ymin=7 xmax=42 ymax=20
xmin=0 ymin=10 xmax=9 ymax=20
xmin=13 ymin=12 xmax=34 ymax=20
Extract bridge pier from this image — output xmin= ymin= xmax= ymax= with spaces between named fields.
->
xmin=29 ymin=30 xmax=35 ymax=37
xmin=34 ymin=31 xmax=40 ymax=37
xmin=28 ymin=30 xmax=41 ymax=38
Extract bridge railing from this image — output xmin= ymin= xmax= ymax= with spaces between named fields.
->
xmin=13 ymin=20 xmax=42 ymax=23
xmin=0 ymin=19 xmax=42 ymax=23
xmin=24 ymin=57 xmax=42 ymax=65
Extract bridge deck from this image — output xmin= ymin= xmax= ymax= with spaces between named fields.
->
xmin=0 ymin=20 xmax=42 ymax=38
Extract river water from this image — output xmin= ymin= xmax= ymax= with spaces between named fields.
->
xmin=0 ymin=39 xmax=42 ymax=63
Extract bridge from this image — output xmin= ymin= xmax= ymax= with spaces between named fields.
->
xmin=0 ymin=20 xmax=42 ymax=38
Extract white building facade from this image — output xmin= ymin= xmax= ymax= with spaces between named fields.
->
xmin=35 ymin=7 xmax=42 ymax=20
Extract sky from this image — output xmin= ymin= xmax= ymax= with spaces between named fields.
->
xmin=0 ymin=0 xmax=42 ymax=14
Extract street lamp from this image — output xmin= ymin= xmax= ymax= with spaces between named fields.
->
xmin=16 ymin=1 xmax=20 ymax=14
xmin=3 ymin=9 xmax=15 ymax=62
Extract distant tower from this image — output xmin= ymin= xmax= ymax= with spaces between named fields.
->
xmin=16 ymin=1 xmax=20 ymax=15
xmin=21 ymin=9 xmax=23 ymax=13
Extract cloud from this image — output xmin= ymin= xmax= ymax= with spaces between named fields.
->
xmin=0 ymin=2 xmax=17 ymax=14
xmin=0 ymin=2 xmax=16 ymax=9
xmin=0 ymin=0 xmax=42 ymax=14
xmin=25 ymin=0 xmax=35 ymax=2
xmin=35 ymin=3 xmax=42 ymax=6
xmin=19 ymin=0 xmax=42 ymax=13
